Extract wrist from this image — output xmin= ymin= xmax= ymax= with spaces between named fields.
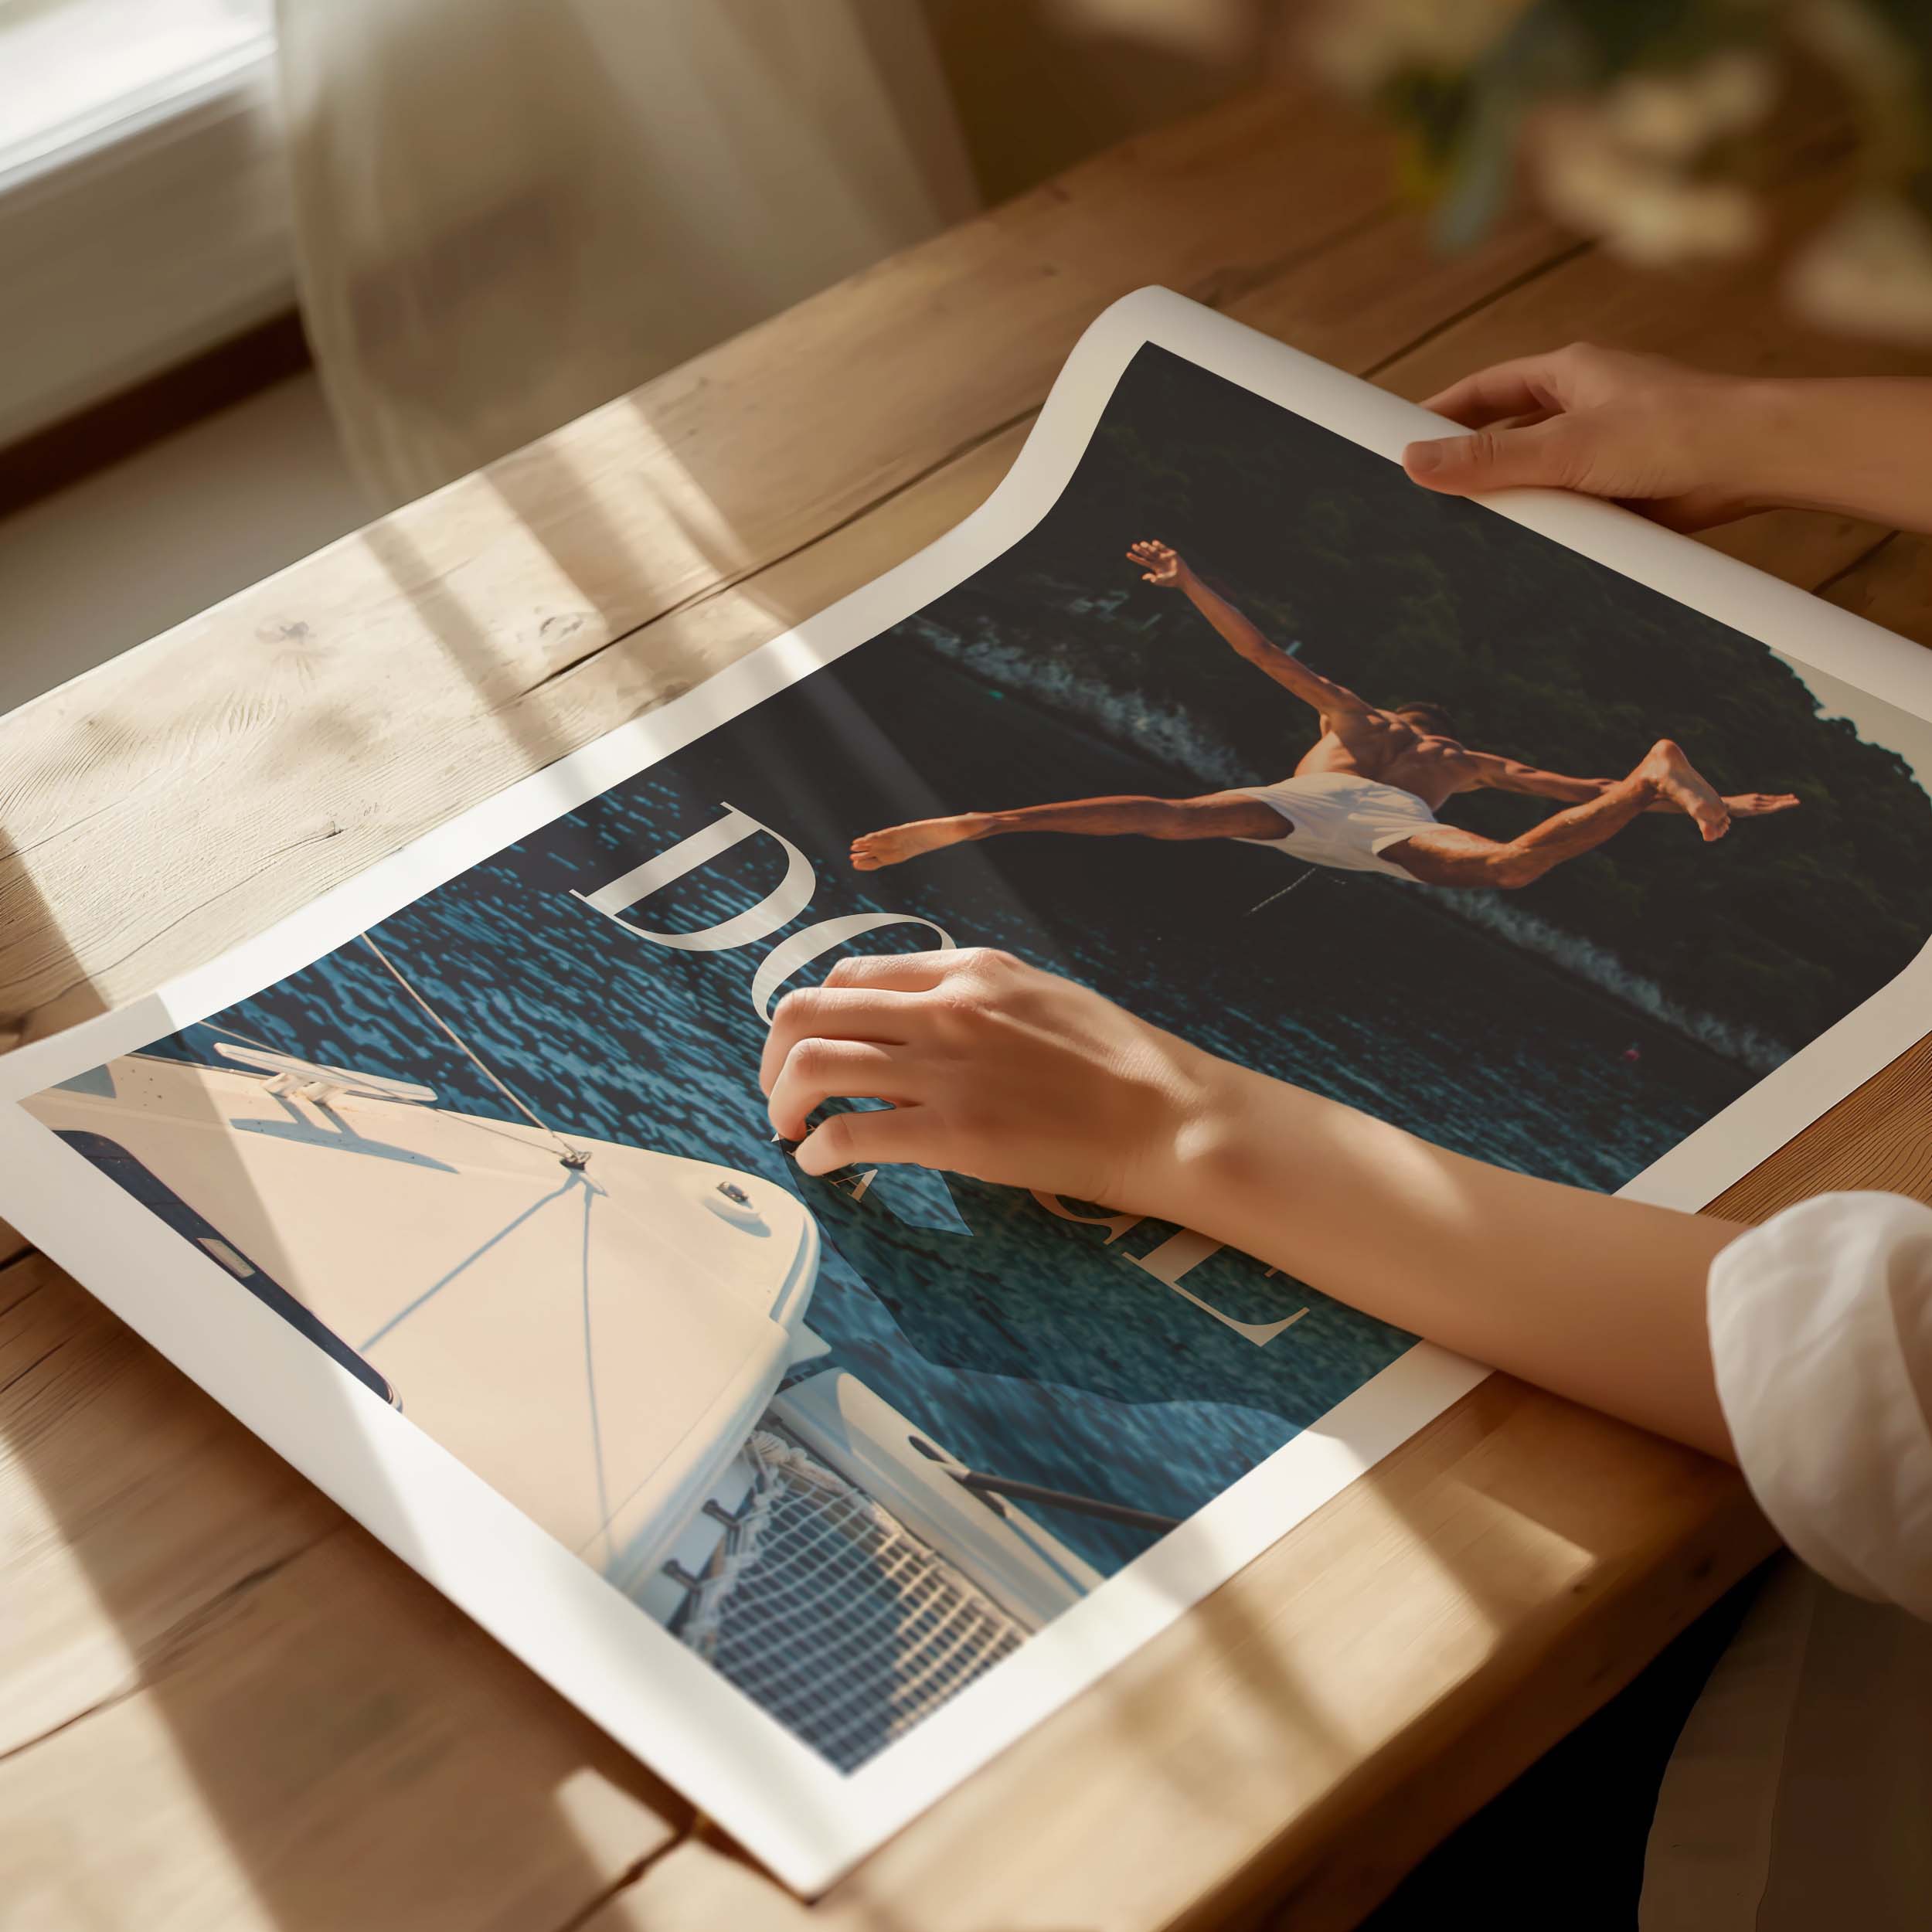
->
xmin=1700 ymin=376 xmax=1881 ymax=520
xmin=1685 ymin=375 xmax=1794 ymax=513
xmin=1134 ymin=1049 xmax=1281 ymax=1230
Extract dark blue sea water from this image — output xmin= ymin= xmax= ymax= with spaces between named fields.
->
xmin=122 ymin=641 xmax=1754 ymax=1578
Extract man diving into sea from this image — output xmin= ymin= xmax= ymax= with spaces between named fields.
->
xmin=851 ymin=540 xmax=1800 ymax=889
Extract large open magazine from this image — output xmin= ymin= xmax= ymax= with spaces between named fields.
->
xmin=5 ymin=290 xmax=1931 ymax=1890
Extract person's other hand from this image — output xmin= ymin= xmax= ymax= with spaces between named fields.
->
xmin=760 ymin=947 xmax=1223 ymax=1209
xmin=1402 ymin=343 xmax=1770 ymax=531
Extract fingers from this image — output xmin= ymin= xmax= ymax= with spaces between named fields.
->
xmin=761 ymin=945 xmax=1021 ymax=1144
xmin=760 ymin=948 xmax=972 ymax=1111
xmin=1403 ymin=414 xmax=1589 ymax=498
xmin=757 ymin=985 xmax=913 ymax=1094
xmin=767 ymin=1040 xmax=918 ymax=1141
xmin=794 ymin=1103 xmax=934 ymax=1178
xmin=1420 ymin=352 xmax=1571 ymax=428
xmin=823 ymin=948 xmax=964 ymax=994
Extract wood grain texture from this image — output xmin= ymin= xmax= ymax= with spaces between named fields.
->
xmin=4 ymin=70 xmax=1932 ymax=1932
xmin=0 ymin=1252 xmax=687 ymax=1932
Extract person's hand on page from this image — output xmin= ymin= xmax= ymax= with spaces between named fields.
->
xmin=764 ymin=948 xmax=1739 ymax=1458
xmin=1402 ymin=344 xmax=1770 ymax=531
xmin=760 ymin=947 xmax=1221 ymax=1209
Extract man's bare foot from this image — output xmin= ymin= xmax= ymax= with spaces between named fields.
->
xmin=1639 ymin=739 xmax=1731 ymax=842
xmin=1723 ymin=791 xmax=1802 ymax=820
xmin=851 ymin=815 xmax=983 ymax=870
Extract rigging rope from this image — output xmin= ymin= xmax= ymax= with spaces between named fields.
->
xmin=195 ymin=1015 xmax=284 ymax=1054
xmin=356 ymin=933 xmax=588 ymax=1166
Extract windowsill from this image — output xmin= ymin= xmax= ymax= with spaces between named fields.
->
xmin=0 ymin=4 xmax=291 ymax=448
xmin=0 ymin=7 xmax=276 ymax=189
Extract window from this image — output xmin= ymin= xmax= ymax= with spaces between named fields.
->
xmin=0 ymin=0 xmax=290 ymax=447
xmin=0 ymin=0 xmax=274 ymax=182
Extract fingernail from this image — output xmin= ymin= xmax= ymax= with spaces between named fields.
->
xmin=1406 ymin=440 xmax=1445 ymax=475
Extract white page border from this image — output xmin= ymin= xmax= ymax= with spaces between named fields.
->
xmin=5 ymin=287 xmax=1930 ymax=1891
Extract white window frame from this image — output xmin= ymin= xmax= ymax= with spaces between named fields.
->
xmin=0 ymin=4 xmax=292 ymax=447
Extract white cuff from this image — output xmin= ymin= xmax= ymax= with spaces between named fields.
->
xmin=1708 ymin=1192 xmax=1932 ymax=1618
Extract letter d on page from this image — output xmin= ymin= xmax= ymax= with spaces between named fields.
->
xmin=570 ymin=803 xmax=815 ymax=951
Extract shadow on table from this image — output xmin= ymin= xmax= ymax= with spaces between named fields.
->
xmin=0 ymin=806 xmax=110 ymax=1052
xmin=0 ymin=1046 xmax=684 ymax=1931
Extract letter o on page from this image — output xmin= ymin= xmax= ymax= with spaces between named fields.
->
xmin=750 ymin=913 xmax=956 ymax=1023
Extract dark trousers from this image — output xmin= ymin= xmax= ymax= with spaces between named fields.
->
xmin=1359 ymin=1571 xmax=1764 ymax=1930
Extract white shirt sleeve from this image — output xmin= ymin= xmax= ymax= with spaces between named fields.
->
xmin=1709 ymin=1192 xmax=1932 ymax=1618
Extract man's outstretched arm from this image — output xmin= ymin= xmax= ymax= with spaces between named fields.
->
xmin=1128 ymin=539 xmax=1372 ymax=718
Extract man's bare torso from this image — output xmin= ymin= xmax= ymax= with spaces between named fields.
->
xmin=1293 ymin=707 xmax=1476 ymax=810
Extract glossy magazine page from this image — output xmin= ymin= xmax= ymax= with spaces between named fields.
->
xmin=4 ymin=290 xmax=1930 ymax=1890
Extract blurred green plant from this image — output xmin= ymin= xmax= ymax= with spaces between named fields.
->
xmin=1303 ymin=0 xmax=1932 ymax=339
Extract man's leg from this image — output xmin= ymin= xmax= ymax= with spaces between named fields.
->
xmin=1386 ymin=740 xmax=1716 ymax=889
xmin=851 ymin=789 xmax=1284 ymax=870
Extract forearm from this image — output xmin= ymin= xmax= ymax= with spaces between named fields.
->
xmin=1716 ymin=379 xmax=1932 ymax=532
xmin=1155 ymin=1058 xmax=1740 ymax=1460
xmin=1173 ymin=568 xmax=1348 ymax=712
xmin=770 ymin=948 xmax=1741 ymax=1461
xmin=1175 ymin=567 xmax=1283 ymax=665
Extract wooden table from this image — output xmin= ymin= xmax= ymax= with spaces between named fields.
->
xmin=5 ymin=77 xmax=1931 ymax=1932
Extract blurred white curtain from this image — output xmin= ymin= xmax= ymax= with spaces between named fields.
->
xmin=275 ymin=0 xmax=978 ymax=505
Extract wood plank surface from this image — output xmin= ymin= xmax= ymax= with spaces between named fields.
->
xmin=4 ymin=70 xmax=1932 ymax=1932
xmin=0 ymin=1250 xmax=687 ymax=1932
